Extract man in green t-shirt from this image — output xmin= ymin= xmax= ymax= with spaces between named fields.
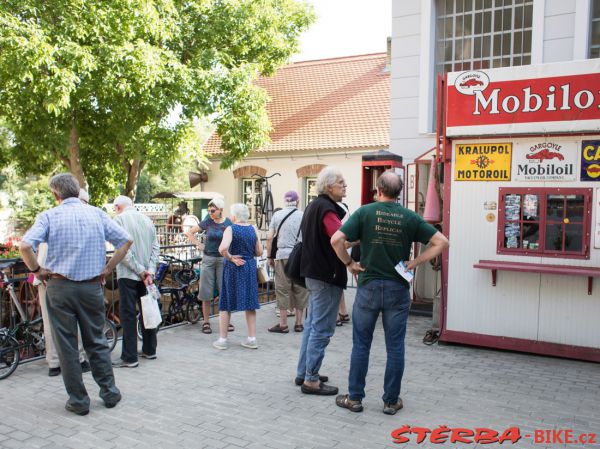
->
xmin=331 ymin=171 xmax=448 ymax=415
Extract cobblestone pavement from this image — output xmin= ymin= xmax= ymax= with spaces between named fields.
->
xmin=1 ymin=288 xmax=599 ymax=449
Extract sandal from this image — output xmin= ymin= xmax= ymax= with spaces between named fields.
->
xmin=335 ymin=394 xmax=363 ymax=412
xmin=268 ymin=324 xmax=289 ymax=333
xmin=336 ymin=318 xmax=343 ymax=327
xmin=228 ymin=323 xmax=235 ymax=332
xmin=423 ymin=330 xmax=439 ymax=345
xmin=202 ymin=322 xmax=212 ymax=334
xmin=339 ymin=313 xmax=350 ymax=323
xmin=294 ymin=324 xmax=304 ymax=332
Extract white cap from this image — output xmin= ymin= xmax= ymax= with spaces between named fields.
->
xmin=209 ymin=198 xmax=225 ymax=209
xmin=113 ymin=195 xmax=133 ymax=207
xmin=78 ymin=189 xmax=90 ymax=203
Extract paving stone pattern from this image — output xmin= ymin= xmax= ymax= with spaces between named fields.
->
xmin=1 ymin=289 xmax=599 ymax=448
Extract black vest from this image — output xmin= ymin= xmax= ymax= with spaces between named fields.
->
xmin=300 ymin=194 xmax=348 ymax=288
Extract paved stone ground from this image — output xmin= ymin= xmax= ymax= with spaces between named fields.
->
xmin=1 ymin=288 xmax=599 ymax=449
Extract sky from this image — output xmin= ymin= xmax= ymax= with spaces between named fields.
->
xmin=294 ymin=0 xmax=392 ymax=62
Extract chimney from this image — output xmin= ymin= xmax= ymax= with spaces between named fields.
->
xmin=384 ymin=36 xmax=392 ymax=73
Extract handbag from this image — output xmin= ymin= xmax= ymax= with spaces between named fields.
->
xmin=269 ymin=209 xmax=297 ymax=259
xmin=257 ymin=264 xmax=270 ymax=284
xmin=140 ymin=286 xmax=162 ymax=329
xmin=284 ymin=228 xmax=305 ymax=288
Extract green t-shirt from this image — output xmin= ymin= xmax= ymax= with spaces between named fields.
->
xmin=340 ymin=201 xmax=438 ymax=286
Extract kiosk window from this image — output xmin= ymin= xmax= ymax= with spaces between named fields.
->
xmin=498 ymin=188 xmax=592 ymax=259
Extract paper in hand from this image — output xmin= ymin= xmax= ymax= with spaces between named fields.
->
xmin=394 ymin=260 xmax=414 ymax=283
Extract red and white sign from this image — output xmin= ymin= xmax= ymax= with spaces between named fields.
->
xmin=512 ymin=140 xmax=578 ymax=182
xmin=445 ymin=60 xmax=600 ymax=137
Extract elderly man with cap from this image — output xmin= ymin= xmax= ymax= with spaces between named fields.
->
xmin=266 ymin=190 xmax=307 ymax=333
xmin=19 ymin=173 xmax=132 ymax=415
xmin=112 ymin=195 xmax=160 ymax=368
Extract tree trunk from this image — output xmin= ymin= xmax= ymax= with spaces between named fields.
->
xmin=68 ymin=126 xmax=86 ymax=188
xmin=123 ymin=158 xmax=145 ymax=200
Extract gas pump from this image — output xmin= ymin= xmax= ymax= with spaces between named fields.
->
xmin=360 ymin=151 xmax=404 ymax=205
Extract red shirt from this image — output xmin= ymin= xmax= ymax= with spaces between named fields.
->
xmin=322 ymin=211 xmax=342 ymax=237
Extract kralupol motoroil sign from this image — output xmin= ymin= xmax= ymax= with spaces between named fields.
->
xmin=513 ymin=141 xmax=578 ymax=181
xmin=454 ymin=143 xmax=512 ymax=181
xmin=445 ymin=60 xmax=600 ymax=136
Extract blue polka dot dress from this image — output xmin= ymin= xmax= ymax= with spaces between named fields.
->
xmin=220 ymin=224 xmax=260 ymax=312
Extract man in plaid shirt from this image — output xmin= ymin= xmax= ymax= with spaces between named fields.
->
xmin=20 ymin=173 xmax=133 ymax=416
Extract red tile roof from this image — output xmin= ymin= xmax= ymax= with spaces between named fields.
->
xmin=204 ymin=53 xmax=390 ymax=155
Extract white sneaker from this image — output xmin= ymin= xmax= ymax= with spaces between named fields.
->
xmin=241 ymin=339 xmax=258 ymax=349
xmin=213 ymin=340 xmax=228 ymax=350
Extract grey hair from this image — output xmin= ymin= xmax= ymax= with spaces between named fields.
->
xmin=376 ymin=171 xmax=404 ymax=198
xmin=316 ymin=166 xmax=342 ymax=195
xmin=49 ymin=173 xmax=80 ymax=200
xmin=230 ymin=203 xmax=250 ymax=222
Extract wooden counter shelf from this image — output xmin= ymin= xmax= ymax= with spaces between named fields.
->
xmin=473 ymin=259 xmax=600 ymax=295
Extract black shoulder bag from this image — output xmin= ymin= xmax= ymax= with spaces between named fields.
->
xmin=284 ymin=227 xmax=305 ymax=288
xmin=269 ymin=209 xmax=297 ymax=259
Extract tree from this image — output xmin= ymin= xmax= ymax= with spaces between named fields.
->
xmin=0 ymin=0 xmax=315 ymax=202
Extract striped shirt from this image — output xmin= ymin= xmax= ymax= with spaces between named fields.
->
xmin=23 ymin=198 xmax=131 ymax=281
xmin=113 ymin=206 xmax=160 ymax=282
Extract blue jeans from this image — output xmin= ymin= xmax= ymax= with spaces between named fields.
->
xmin=348 ymin=279 xmax=411 ymax=404
xmin=296 ymin=278 xmax=342 ymax=382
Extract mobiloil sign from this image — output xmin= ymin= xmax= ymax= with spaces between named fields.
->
xmin=581 ymin=140 xmax=600 ymax=181
xmin=514 ymin=141 xmax=577 ymax=181
xmin=455 ymin=143 xmax=512 ymax=181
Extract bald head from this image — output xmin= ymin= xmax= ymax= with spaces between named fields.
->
xmin=376 ymin=171 xmax=403 ymax=199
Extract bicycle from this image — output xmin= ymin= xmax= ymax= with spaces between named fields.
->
xmin=0 ymin=262 xmax=45 ymax=379
xmin=253 ymin=172 xmax=281 ymax=230
xmin=136 ymin=255 xmax=202 ymax=340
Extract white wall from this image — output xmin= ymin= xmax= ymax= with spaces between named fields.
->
xmin=446 ymin=136 xmax=600 ymax=349
xmin=202 ymin=152 xmax=368 ymax=216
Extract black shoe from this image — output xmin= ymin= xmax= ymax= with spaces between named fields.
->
xmin=301 ymin=382 xmax=339 ymax=396
xmin=48 ymin=367 xmax=61 ymax=377
xmin=294 ymin=375 xmax=328 ymax=386
xmin=104 ymin=393 xmax=122 ymax=409
xmin=138 ymin=352 xmax=157 ymax=360
xmin=65 ymin=402 xmax=89 ymax=416
xmin=80 ymin=361 xmax=91 ymax=373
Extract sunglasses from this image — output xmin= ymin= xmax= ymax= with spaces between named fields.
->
xmin=208 ymin=208 xmax=217 ymax=213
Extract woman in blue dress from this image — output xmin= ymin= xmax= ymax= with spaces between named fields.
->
xmin=214 ymin=203 xmax=263 ymax=350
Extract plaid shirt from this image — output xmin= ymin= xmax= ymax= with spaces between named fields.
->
xmin=23 ymin=197 xmax=131 ymax=281
xmin=113 ymin=206 xmax=160 ymax=282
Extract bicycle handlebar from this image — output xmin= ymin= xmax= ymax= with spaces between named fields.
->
xmin=252 ymin=172 xmax=281 ymax=180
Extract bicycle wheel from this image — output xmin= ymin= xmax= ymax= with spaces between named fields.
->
xmin=264 ymin=190 xmax=274 ymax=228
xmin=104 ymin=319 xmax=118 ymax=352
xmin=137 ymin=314 xmax=160 ymax=341
xmin=0 ymin=334 xmax=20 ymax=380
xmin=255 ymin=192 xmax=263 ymax=229
xmin=165 ymin=293 xmax=186 ymax=325
xmin=186 ymin=299 xmax=202 ymax=324
xmin=18 ymin=281 xmax=40 ymax=321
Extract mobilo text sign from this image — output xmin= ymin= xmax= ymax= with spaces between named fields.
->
xmin=445 ymin=60 xmax=600 ymax=137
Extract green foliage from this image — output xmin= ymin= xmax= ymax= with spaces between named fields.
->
xmin=0 ymin=167 xmax=55 ymax=232
xmin=0 ymin=0 xmax=315 ymax=199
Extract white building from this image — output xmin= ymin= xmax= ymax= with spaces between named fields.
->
xmin=392 ymin=0 xmax=600 ymax=361
xmin=391 ymin=0 xmax=598 ymax=161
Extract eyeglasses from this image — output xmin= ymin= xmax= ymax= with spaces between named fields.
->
xmin=208 ymin=208 xmax=217 ymax=213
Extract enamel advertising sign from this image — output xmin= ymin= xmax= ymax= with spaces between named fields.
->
xmin=581 ymin=141 xmax=600 ymax=181
xmin=445 ymin=60 xmax=600 ymax=136
xmin=513 ymin=141 xmax=578 ymax=181
xmin=454 ymin=143 xmax=512 ymax=181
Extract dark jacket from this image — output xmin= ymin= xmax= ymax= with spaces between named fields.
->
xmin=299 ymin=194 xmax=348 ymax=288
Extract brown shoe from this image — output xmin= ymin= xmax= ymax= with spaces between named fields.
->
xmin=383 ymin=398 xmax=404 ymax=415
xmin=335 ymin=394 xmax=363 ymax=412
xmin=268 ymin=324 xmax=289 ymax=333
